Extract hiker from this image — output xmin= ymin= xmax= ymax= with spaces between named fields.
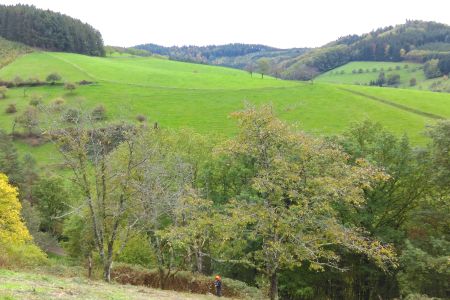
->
xmin=214 ymin=275 xmax=222 ymax=297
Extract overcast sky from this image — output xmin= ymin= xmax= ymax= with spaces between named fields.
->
xmin=2 ymin=0 xmax=449 ymax=48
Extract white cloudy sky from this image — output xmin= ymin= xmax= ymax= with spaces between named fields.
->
xmin=2 ymin=0 xmax=449 ymax=48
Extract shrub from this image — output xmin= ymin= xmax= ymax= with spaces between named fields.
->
xmin=0 ymin=86 xmax=8 ymax=99
xmin=116 ymin=234 xmax=156 ymax=267
xmin=136 ymin=114 xmax=147 ymax=123
xmin=424 ymin=59 xmax=442 ymax=79
xmin=29 ymin=94 xmax=43 ymax=106
xmin=13 ymin=76 xmax=23 ymax=87
xmin=372 ymin=68 xmax=378 ymax=72
xmin=50 ymin=98 xmax=65 ymax=112
xmin=396 ymin=65 xmax=401 ymax=70
xmin=5 ymin=104 xmax=17 ymax=114
xmin=64 ymin=82 xmax=77 ymax=93
xmin=0 ymin=173 xmax=47 ymax=268
xmin=410 ymin=78 xmax=417 ymax=86
xmin=46 ymin=72 xmax=61 ymax=84
xmin=63 ymin=108 xmax=81 ymax=123
xmin=91 ymin=104 xmax=106 ymax=121
xmin=16 ymin=106 xmax=40 ymax=136
xmin=111 ymin=263 xmax=264 ymax=299
xmin=387 ymin=73 xmax=401 ymax=85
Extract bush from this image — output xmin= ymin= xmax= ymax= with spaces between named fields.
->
xmin=424 ymin=59 xmax=442 ymax=79
xmin=5 ymin=104 xmax=17 ymax=114
xmin=410 ymin=78 xmax=417 ymax=86
xmin=136 ymin=114 xmax=147 ymax=123
xmin=0 ymin=85 xmax=8 ymax=99
xmin=396 ymin=65 xmax=401 ymax=70
xmin=111 ymin=263 xmax=264 ymax=299
xmin=63 ymin=108 xmax=81 ymax=123
xmin=29 ymin=94 xmax=43 ymax=106
xmin=387 ymin=73 xmax=401 ymax=85
xmin=64 ymin=82 xmax=77 ymax=93
xmin=91 ymin=104 xmax=106 ymax=121
xmin=116 ymin=234 xmax=156 ymax=267
xmin=46 ymin=72 xmax=61 ymax=84
xmin=50 ymin=98 xmax=65 ymax=112
xmin=0 ymin=242 xmax=48 ymax=268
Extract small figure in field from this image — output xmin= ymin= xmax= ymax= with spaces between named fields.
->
xmin=214 ymin=275 xmax=222 ymax=297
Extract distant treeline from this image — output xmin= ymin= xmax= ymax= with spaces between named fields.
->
xmin=134 ymin=43 xmax=310 ymax=69
xmin=0 ymin=4 xmax=105 ymax=56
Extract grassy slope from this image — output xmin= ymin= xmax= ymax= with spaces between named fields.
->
xmin=0 ymin=269 xmax=223 ymax=300
xmin=0 ymin=52 xmax=449 ymax=166
xmin=316 ymin=61 xmax=450 ymax=92
xmin=316 ymin=61 xmax=426 ymax=87
xmin=0 ymin=38 xmax=33 ymax=70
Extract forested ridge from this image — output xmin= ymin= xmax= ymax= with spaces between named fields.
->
xmin=0 ymin=4 xmax=105 ymax=56
xmin=279 ymin=20 xmax=450 ymax=79
xmin=134 ymin=43 xmax=310 ymax=69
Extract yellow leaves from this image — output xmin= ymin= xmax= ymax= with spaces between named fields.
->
xmin=0 ymin=173 xmax=32 ymax=245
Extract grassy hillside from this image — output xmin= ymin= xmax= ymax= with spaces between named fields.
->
xmin=316 ymin=61 xmax=425 ymax=86
xmin=278 ymin=20 xmax=450 ymax=80
xmin=0 ymin=37 xmax=32 ymax=69
xmin=316 ymin=61 xmax=450 ymax=91
xmin=0 ymin=269 xmax=222 ymax=300
xmin=0 ymin=51 xmax=449 ymax=167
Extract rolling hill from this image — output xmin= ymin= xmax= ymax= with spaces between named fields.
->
xmin=277 ymin=20 xmax=450 ymax=80
xmin=0 ymin=50 xmax=449 ymax=168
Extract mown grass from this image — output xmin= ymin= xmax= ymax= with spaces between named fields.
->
xmin=316 ymin=61 xmax=427 ymax=87
xmin=0 ymin=52 xmax=449 ymax=166
xmin=0 ymin=38 xmax=33 ymax=69
xmin=0 ymin=269 xmax=225 ymax=300
xmin=316 ymin=61 xmax=450 ymax=92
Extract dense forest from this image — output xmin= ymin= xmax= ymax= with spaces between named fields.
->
xmin=0 ymin=4 xmax=105 ymax=56
xmin=280 ymin=20 xmax=450 ymax=79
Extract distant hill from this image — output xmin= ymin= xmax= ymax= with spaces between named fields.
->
xmin=278 ymin=20 xmax=450 ymax=80
xmin=134 ymin=43 xmax=310 ymax=70
xmin=0 ymin=4 xmax=105 ymax=56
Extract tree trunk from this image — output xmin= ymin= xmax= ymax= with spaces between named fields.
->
xmin=195 ymin=249 xmax=203 ymax=273
xmin=103 ymin=260 xmax=112 ymax=282
xmin=88 ymin=253 xmax=93 ymax=279
xmin=269 ymin=272 xmax=279 ymax=300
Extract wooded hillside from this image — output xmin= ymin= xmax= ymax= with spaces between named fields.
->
xmin=0 ymin=4 xmax=105 ymax=56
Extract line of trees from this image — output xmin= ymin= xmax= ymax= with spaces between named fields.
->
xmin=0 ymin=4 xmax=105 ymax=56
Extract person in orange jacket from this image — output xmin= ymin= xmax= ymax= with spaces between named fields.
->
xmin=214 ymin=275 xmax=222 ymax=297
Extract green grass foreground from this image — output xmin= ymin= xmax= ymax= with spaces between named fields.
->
xmin=0 ymin=269 xmax=226 ymax=300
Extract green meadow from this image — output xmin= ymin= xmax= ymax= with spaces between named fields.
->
xmin=1 ymin=52 xmax=450 ymax=165
xmin=316 ymin=61 xmax=428 ymax=87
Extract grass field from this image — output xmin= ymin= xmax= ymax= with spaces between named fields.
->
xmin=316 ymin=61 xmax=427 ymax=87
xmin=1 ymin=52 xmax=450 ymax=166
xmin=316 ymin=61 xmax=450 ymax=92
xmin=0 ymin=269 xmax=224 ymax=300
